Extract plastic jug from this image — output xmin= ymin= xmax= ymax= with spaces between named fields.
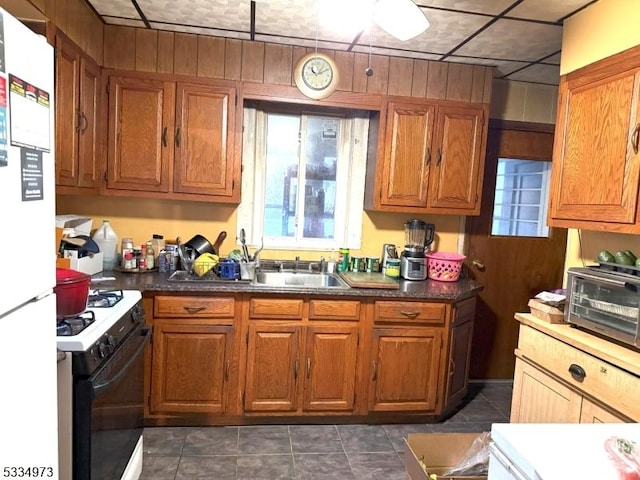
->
xmin=92 ymin=220 xmax=118 ymax=270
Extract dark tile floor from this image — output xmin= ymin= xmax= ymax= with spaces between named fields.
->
xmin=140 ymin=381 xmax=512 ymax=480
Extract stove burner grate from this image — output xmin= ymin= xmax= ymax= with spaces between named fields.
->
xmin=57 ymin=310 xmax=96 ymax=336
xmin=87 ymin=289 xmax=124 ymax=308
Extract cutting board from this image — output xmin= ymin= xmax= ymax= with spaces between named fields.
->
xmin=339 ymin=271 xmax=399 ymax=289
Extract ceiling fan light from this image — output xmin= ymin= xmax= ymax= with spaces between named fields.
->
xmin=373 ymin=0 xmax=429 ymax=41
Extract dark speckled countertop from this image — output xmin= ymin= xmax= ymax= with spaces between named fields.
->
xmin=93 ymin=270 xmax=483 ymax=302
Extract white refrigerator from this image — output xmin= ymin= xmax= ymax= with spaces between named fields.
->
xmin=0 ymin=7 xmax=58 ymax=479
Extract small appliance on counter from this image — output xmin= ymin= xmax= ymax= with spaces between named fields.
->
xmin=400 ymin=219 xmax=435 ymax=280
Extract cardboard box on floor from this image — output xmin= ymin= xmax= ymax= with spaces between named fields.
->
xmin=405 ymin=433 xmax=487 ymax=480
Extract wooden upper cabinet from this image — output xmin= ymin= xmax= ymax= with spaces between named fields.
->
xmin=55 ymin=33 xmax=101 ymax=192
xmin=549 ymin=46 xmax=640 ymax=232
xmin=105 ymin=72 xmax=240 ymax=203
xmin=428 ymin=105 xmax=485 ymax=214
xmin=173 ymin=82 xmax=236 ymax=197
xmin=106 ymin=75 xmax=175 ymax=192
xmin=379 ymin=102 xmax=435 ymax=208
xmin=367 ymin=98 xmax=488 ymax=215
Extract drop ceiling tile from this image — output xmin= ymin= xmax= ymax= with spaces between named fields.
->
xmin=505 ymin=63 xmax=560 ymax=85
xmin=544 ymin=52 xmax=561 ymax=64
xmin=508 ymin=0 xmax=594 ymax=22
xmin=149 ymin=22 xmax=250 ymax=40
xmin=358 ymin=9 xmax=489 ymax=56
xmin=447 ymin=56 xmax=526 ymax=78
xmin=351 ymin=45 xmax=441 ymax=61
xmin=253 ymin=35 xmax=347 ymax=51
xmin=255 ymin=0 xmax=356 ymax=44
xmin=455 ymin=18 xmax=562 ymax=61
xmin=140 ymin=0 xmax=250 ymax=31
xmin=88 ymin=0 xmax=140 ymax=18
xmin=103 ymin=17 xmax=147 ymax=28
xmin=420 ymin=0 xmax=515 ymax=16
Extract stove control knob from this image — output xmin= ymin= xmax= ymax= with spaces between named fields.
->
xmin=106 ymin=335 xmax=116 ymax=347
xmin=132 ymin=304 xmax=145 ymax=323
xmin=98 ymin=343 xmax=108 ymax=358
xmin=90 ymin=345 xmax=101 ymax=359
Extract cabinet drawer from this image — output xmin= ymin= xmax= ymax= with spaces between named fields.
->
xmin=249 ymin=298 xmax=304 ymax=319
xmin=154 ymin=295 xmax=235 ymax=321
xmin=374 ymin=301 xmax=445 ymax=325
xmin=517 ymin=325 xmax=640 ymax=421
xmin=309 ymin=300 xmax=360 ymax=321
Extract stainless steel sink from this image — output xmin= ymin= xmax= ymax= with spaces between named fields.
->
xmin=253 ymin=271 xmax=348 ymax=288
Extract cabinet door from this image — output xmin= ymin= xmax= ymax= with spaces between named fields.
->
xmin=174 ymin=82 xmax=236 ymax=198
xmin=77 ymin=57 xmax=101 ymax=189
xmin=54 ymin=34 xmax=80 ymax=188
xmin=244 ymin=324 xmax=301 ymax=412
xmin=369 ymin=328 xmax=442 ymax=412
xmin=445 ymin=298 xmax=475 ymax=406
xmin=150 ymin=323 xmax=233 ymax=414
xmin=549 ymin=70 xmax=640 ymax=225
xmin=580 ymin=398 xmax=628 ymax=423
xmin=303 ymin=325 xmax=358 ymax=412
xmin=428 ymin=105 xmax=485 ymax=213
xmin=106 ymin=75 xmax=175 ymax=192
xmin=510 ymin=358 xmax=582 ymax=423
xmin=380 ymin=102 xmax=435 ymax=207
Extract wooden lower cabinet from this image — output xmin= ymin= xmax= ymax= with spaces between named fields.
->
xmin=145 ymin=293 xmax=477 ymax=422
xmin=510 ymin=320 xmax=636 ymax=423
xmin=368 ymin=328 xmax=442 ymax=412
xmin=244 ymin=322 xmax=359 ymax=414
xmin=147 ymin=295 xmax=240 ymax=417
xmin=150 ymin=323 xmax=233 ymax=414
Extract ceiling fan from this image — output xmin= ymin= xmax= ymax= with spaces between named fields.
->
xmin=319 ymin=0 xmax=430 ymax=42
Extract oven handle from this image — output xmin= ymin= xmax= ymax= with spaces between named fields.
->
xmin=92 ymin=327 xmax=150 ymax=395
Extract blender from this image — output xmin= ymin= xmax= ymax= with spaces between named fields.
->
xmin=400 ymin=219 xmax=435 ymax=280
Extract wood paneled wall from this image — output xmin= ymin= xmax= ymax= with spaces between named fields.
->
xmin=103 ymin=25 xmax=493 ymax=104
xmin=25 ymin=0 xmax=103 ymax=62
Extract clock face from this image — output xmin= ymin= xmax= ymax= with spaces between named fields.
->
xmin=301 ymin=57 xmax=334 ymax=90
xmin=294 ymin=53 xmax=339 ymax=100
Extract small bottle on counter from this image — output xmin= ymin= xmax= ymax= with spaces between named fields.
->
xmin=123 ymin=251 xmax=135 ymax=271
xmin=139 ymin=244 xmax=148 ymax=270
xmin=146 ymin=241 xmax=155 ymax=270
xmin=158 ymin=249 xmax=169 ymax=272
xmin=121 ymin=237 xmax=134 ymax=269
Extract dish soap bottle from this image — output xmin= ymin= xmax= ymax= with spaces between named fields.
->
xmin=92 ymin=220 xmax=118 ymax=271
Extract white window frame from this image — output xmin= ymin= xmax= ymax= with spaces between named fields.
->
xmin=238 ymin=106 xmax=368 ymax=250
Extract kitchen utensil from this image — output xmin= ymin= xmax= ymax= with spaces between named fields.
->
xmin=240 ymin=228 xmax=250 ymax=262
xmin=176 ymin=237 xmax=196 ymax=273
xmin=212 ymin=231 xmax=227 ymax=254
xmin=193 ymin=252 xmax=219 ymax=277
xmin=55 ymin=267 xmax=91 ymax=319
xmin=251 ymin=237 xmax=264 ymax=261
xmin=184 ymin=234 xmax=215 ymax=257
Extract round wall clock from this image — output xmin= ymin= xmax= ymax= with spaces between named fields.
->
xmin=294 ymin=52 xmax=339 ymax=100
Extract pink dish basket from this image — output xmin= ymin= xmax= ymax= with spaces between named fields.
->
xmin=426 ymin=252 xmax=466 ymax=282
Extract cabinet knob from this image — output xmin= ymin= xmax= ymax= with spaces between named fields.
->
xmin=568 ymin=363 xmax=586 ymax=381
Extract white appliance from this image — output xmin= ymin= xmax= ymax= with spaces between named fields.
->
xmin=0 ymin=7 xmax=58 ymax=479
xmin=489 ymin=423 xmax=640 ymax=479
xmin=56 ymin=289 xmax=147 ymax=480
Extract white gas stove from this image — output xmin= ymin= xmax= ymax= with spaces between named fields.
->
xmin=56 ymin=289 xmax=142 ymax=353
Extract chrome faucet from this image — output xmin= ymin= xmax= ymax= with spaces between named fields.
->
xmin=294 ymin=256 xmax=300 ymax=272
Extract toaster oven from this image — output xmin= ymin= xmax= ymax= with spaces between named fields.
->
xmin=566 ymin=266 xmax=640 ymax=349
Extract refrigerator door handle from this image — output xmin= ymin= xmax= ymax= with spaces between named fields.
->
xmin=489 ymin=443 xmax=530 ymax=480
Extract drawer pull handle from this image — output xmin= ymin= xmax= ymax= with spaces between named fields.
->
xmin=568 ymin=363 xmax=586 ymax=381
xmin=400 ymin=310 xmax=419 ymax=318
xmin=183 ymin=306 xmax=206 ymax=314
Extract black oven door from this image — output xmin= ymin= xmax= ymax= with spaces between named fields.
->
xmin=73 ymin=324 xmax=150 ymax=480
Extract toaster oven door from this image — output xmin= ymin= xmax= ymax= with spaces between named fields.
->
xmin=568 ymin=271 xmax=640 ymax=346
